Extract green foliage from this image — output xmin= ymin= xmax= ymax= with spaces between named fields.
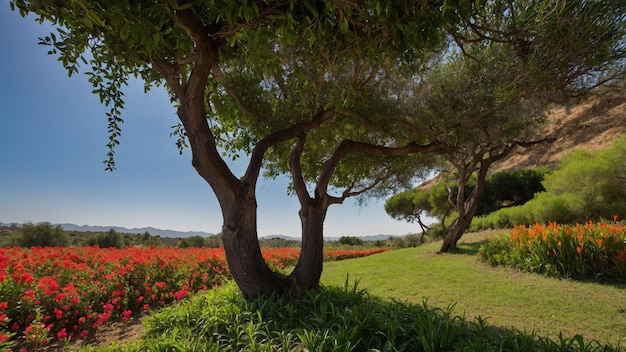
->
xmin=479 ymin=221 xmax=626 ymax=282
xmin=337 ymin=236 xmax=364 ymax=246
xmin=86 ymin=229 xmax=126 ymax=249
xmin=94 ymin=282 xmax=622 ymax=352
xmin=472 ymin=135 xmax=626 ymax=229
xmin=479 ymin=168 xmax=548 ymax=215
xmin=387 ymin=168 xmax=547 ymax=229
xmin=178 ymin=234 xmax=223 ymax=248
xmin=177 ymin=236 xmax=206 ymax=249
xmin=18 ymin=222 xmax=69 ymax=248
xmin=258 ymin=236 xmax=300 ymax=249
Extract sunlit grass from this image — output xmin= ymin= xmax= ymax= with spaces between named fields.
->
xmin=79 ymin=281 xmax=622 ymax=352
xmin=321 ymin=232 xmax=626 ymax=346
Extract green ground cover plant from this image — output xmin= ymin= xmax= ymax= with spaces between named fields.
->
xmin=79 ymin=282 xmax=620 ymax=352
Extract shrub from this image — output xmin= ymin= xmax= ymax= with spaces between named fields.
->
xmin=337 ymin=236 xmax=364 ymax=246
xmin=471 ymin=135 xmax=626 ymax=229
xmin=479 ymin=220 xmax=626 ymax=281
xmin=18 ymin=222 xmax=69 ymax=248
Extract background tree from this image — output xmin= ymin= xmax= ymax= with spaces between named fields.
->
xmin=18 ymin=221 xmax=69 ymax=247
xmin=390 ymin=0 xmax=626 ymax=252
xmin=86 ymin=228 xmax=125 ymax=248
xmin=337 ymin=236 xmax=364 ymax=246
xmin=385 ymin=169 xmax=547 ymax=239
xmin=11 ymin=0 xmax=467 ymax=296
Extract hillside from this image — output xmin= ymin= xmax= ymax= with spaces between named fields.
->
xmin=491 ymin=92 xmax=626 ymax=172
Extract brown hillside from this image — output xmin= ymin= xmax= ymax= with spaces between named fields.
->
xmin=491 ymin=92 xmax=626 ymax=173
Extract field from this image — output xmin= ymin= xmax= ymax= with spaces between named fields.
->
xmin=322 ymin=231 xmax=626 ymax=345
xmin=2 ymin=228 xmax=626 ymax=350
xmin=0 ymin=245 xmax=387 ymax=350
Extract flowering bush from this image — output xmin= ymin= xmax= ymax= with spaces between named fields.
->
xmin=325 ymin=248 xmax=389 ymax=261
xmin=479 ymin=220 xmax=626 ymax=281
xmin=0 ymin=245 xmax=387 ymax=350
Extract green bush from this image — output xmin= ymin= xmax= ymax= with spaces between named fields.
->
xmin=337 ymin=236 xmax=364 ymax=246
xmin=18 ymin=222 xmax=69 ymax=248
xmin=471 ymin=134 xmax=626 ymax=229
xmin=86 ymin=229 xmax=126 ymax=248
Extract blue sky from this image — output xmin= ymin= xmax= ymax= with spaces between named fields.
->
xmin=0 ymin=4 xmax=420 ymax=237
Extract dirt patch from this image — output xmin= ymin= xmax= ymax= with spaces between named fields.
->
xmin=491 ymin=92 xmax=626 ymax=172
xmin=43 ymin=318 xmax=146 ymax=351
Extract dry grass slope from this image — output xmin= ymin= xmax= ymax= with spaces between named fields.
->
xmin=492 ymin=92 xmax=626 ymax=172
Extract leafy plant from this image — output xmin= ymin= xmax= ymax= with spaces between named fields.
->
xmin=479 ymin=220 xmax=626 ymax=281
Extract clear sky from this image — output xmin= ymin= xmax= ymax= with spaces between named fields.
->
xmin=0 ymin=4 xmax=421 ymax=238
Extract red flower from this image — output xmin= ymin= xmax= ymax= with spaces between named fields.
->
xmin=57 ymin=328 xmax=68 ymax=340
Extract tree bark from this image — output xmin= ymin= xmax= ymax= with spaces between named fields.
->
xmin=221 ymin=185 xmax=291 ymax=297
xmin=288 ymin=200 xmax=327 ymax=294
xmin=439 ymin=159 xmax=490 ymax=253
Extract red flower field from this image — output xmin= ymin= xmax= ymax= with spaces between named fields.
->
xmin=0 ymin=245 xmax=387 ymax=350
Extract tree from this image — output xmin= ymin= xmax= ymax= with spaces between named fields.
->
xmin=337 ymin=236 xmax=364 ymax=246
xmin=11 ymin=0 xmax=466 ymax=296
xmin=385 ymin=169 xmax=547 ymax=239
xmin=87 ymin=228 xmax=124 ymax=248
xmin=400 ymin=1 xmax=626 ymax=252
xmin=18 ymin=221 xmax=69 ymax=247
xmin=211 ymin=32 xmax=450 ymax=292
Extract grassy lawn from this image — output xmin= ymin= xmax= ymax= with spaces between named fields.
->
xmin=321 ymin=232 xmax=626 ymax=345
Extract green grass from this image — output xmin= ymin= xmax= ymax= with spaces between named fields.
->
xmin=79 ymin=281 xmax=621 ymax=352
xmin=321 ymin=232 xmax=626 ymax=346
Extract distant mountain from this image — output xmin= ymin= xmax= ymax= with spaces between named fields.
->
xmin=2 ymin=222 xmax=402 ymax=241
xmin=259 ymin=234 xmax=400 ymax=242
xmin=57 ymin=223 xmax=214 ymax=238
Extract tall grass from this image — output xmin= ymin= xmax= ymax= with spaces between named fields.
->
xmin=79 ymin=281 xmax=621 ymax=352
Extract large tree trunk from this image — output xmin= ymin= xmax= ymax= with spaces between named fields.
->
xmin=220 ymin=186 xmax=291 ymax=297
xmin=289 ymin=199 xmax=327 ymax=294
xmin=439 ymin=215 xmax=471 ymax=252
xmin=175 ymin=87 xmax=291 ymax=297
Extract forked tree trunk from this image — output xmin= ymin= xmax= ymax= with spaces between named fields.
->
xmin=289 ymin=200 xmax=327 ymax=294
xmin=439 ymin=162 xmax=490 ymax=253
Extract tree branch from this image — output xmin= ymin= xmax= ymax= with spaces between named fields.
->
xmin=317 ymin=139 xmax=449 ymax=197
xmin=243 ymin=108 xmax=344 ymax=185
xmin=289 ymin=134 xmax=312 ymax=207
